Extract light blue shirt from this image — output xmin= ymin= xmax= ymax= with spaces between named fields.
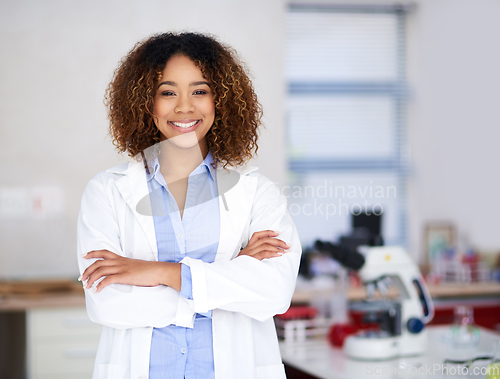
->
xmin=146 ymin=153 xmax=219 ymax=379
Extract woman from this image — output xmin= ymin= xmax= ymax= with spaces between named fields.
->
xmin=77 ymin=32 xmax=301 ymax=379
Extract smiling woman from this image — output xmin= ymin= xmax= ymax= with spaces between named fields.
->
xmin=76 ymin=32 xmax=301 ymax=379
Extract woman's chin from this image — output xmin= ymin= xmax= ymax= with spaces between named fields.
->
xmin=160 ymin=132 xmax=205 ymax=152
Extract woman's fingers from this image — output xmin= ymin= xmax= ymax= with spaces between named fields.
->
xmin=94 ymin=275 xmax=122 ymax=293
xmin=84 ymin=264 xmax=121 ymax=289
xmin=250 ymin=236 xmax=290 ymax=250
xmin=238 ymin=229 xmax=291 ymax=260
xmin=239 ymin=242 xmax=287 ymax=260
xmin=251 ymin=250 xmax=284 ymax=261
xmin=83 ymin=249 xmax=120 ymax=260
xmin=80 ymin=250 xmax=123 ymax=284
xmin=247 ymin=230 xmax=279 ymax=246
xmin=81 ymin=258 xmax=119 ymax=282
xmin=243 ymin=231 xmax=291 ymax=257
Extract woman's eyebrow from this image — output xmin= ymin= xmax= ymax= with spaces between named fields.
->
xmin=157 ymin=80 xmax=210 ymax=89
xmin=190 ymin=81 xmax=210 ymax=86
xmin=158 ymin=80 xmax=176 ymax=88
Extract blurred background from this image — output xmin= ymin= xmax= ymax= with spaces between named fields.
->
xmin=2 ymin=0 xmax=500 ymax=279
xmin=1 ymin=0 xmax=500 ymax=378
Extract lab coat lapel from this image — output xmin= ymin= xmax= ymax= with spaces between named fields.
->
xmin=216 ymin=167 xmax=258 ymax=261
xmin=111 ymin=160 xmax=257 ymax=262
xmin=112 ymin=159 xmax=158 ymax=259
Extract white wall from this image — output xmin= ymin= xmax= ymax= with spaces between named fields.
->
xmin=406 ymin=0 xmax=500 ymax=259
xmin=0 ymin=0 xmax=286 ymax=279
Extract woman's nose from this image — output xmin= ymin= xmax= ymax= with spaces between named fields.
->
xmin=175 ymin=95 xmax=194 ymax=113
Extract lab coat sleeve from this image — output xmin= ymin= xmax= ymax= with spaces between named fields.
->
xmin=77 ymin=172 xmax=183 ymax=330
xmin=181 ymin=174 xmax=302 ymax=322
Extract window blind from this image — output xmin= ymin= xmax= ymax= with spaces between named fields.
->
xmin=286 ymin=4 xmax=408 ymax=247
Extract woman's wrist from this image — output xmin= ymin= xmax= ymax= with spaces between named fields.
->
xmin=159 ymin=262 xmax=182 ymax=291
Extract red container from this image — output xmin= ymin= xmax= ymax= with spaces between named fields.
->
xmin=276 ymin=306 xmax=318 ymax=321
xmin=328 ymin=322 xmax=359 ymax=347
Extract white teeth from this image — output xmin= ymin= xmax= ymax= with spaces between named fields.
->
xmin=171 ymin=120 xmax=198 ymax=128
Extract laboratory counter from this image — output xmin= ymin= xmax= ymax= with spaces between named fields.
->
xmin=280 ymin=325 xmax=500 ymax=379
xmin=284 ymin=281 xmax=500 ymax=378
xmin=0 ymin=279 xmax=85 ymax=311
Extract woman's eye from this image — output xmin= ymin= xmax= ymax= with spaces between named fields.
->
xmin=161 ymin=91 xmax=175 ymax=96
xmin=194 ymin=90 xmax=207 ymax=95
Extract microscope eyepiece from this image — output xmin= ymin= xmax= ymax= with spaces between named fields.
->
xmin=314 ymin=240 xmax=365 ymax=270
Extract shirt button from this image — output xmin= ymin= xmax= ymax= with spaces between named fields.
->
xmin=177 ymin=233 xmax=183 ymax=239
xmin=181 ymin=347 xmax=187 ymax=354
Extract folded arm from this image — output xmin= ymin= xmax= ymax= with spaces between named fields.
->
xmin=77 ymin=173 xmax=186 ymax=330
xmin=81 ymin=250 xmax=181 ymax=292
xmin=182 ymin=174 xmax=302 ymax=321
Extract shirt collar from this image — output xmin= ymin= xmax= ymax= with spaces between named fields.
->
xmin=201 ymin=152 xmax=217 ymax=181
xmin=145 ymin=152 xmax=216 ymax=182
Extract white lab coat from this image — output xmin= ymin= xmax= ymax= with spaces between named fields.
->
xmin=77 ymin=156 xmax=301 ymax=379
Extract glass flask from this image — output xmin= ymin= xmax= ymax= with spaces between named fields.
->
xmin=449 ymin=305 xmax=480 ymax=347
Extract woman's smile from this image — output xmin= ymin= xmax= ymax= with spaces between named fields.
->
xmin=168 ymin=119 xmax=201 ymax=131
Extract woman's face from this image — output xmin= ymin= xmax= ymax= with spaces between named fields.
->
xmin=153 ymin=55 xmax=215 ymax=154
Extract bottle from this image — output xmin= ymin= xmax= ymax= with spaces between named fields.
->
xmin=328 ymin=268 xmax=358 ymax=347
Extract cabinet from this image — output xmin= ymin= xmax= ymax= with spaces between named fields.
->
xmin=0 ymin=283 xmax=103 ymax=378
xmin=0 ymin=300 xmax=101 ymax=379
xmin=26 ymin=307 xmax=101 ymax=379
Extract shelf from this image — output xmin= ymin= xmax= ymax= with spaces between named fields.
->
xmin=292 ymin=281 xmax=500 ymax=304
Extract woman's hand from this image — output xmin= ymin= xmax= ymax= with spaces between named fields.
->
xmin=80 ymin=250 xmax=181 ymax=292
xmin=237 ymin=230 xmax=290 ymax=261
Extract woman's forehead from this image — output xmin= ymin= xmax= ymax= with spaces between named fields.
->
xmin=158 ymin=55 xmax=208 ymax=81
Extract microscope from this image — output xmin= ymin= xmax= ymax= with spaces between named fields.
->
xmin=343 ymin=245 xmax=435 ymax=360
xmin=314 ymin=212 xmax=434 ymax=360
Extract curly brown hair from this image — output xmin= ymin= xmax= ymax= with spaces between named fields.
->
xmin=105 ymin=32 xmax=262 ymax=167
